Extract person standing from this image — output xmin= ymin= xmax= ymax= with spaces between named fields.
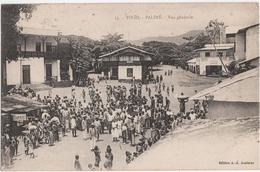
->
xmin=4 ymin=145 xmax=11 ymax=168
xmin=93 ymin=146 xmax=101 ymax=168
xmin=71 ymin=116 xmax=77 ymax=137
xmin=89 ymin=124 xmax=97 ymax=150
xmin=178 ymin=93 xmax=189 ymax=114
xmin=122 ymin=123 xmax=127 ymax=144
xmin=104 ymin=145 xmax=113 ymax=170
xmin=82 ymin=116 xmax=88 ymax=140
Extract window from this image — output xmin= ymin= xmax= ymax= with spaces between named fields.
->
xmin=36 ymin=42 xmax=41 ymax=52
xmin=218 ymin=52 xmax=223 ymax=57
xmin=46 ymin=42 xmax=52 ymax=52
xmin=127 ymin=68 xmax=133 ymax=77
xmin=205 ymin=52 xmax=210 ymax=57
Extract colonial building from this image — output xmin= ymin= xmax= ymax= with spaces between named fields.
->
xmin=194 ymin=43 xmax=235 ymax=76
xmin=235 ymin=24 xmax=259 ymax=68
xmin=5 ymin=27 xmax=73 ymax=86
xmin=97 ymin=46 xmax=153 ymax=81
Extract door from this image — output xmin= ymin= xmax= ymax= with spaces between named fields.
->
xmin=22 ymin=65 xmax=31 ymax=84
xmin=46 ymin=64 xmax=52 ymax=81
xmin=111 ymin=67 xmax=118 ymax=80
xmin=206 ymin=65 xmax=222 ymax=76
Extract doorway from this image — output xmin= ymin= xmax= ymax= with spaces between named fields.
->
xmin=22 ymin=65 xmax=31 ymax=84
xmin=111 ymin=67 xmax=118 ymax=80
xmin=46 ymin=64 xmax=52 ymax=81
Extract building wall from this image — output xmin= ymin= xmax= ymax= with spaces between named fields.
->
xmin=246 ymin=25 xmax=259 ymax=60
xmin=6 ymin=57 xmax=45 ymax=85
xmin=207 ymin=101 xmax=259 ymax=119
xmin=44 ymin=59 xmax=61 ymax=81
xmin=234 ymin=32 xmax=246 ymax=60
xmin=235 ymin=25 xmax=259 ymax=61
xmin=118 ymin=65 xmax=142 ymax=80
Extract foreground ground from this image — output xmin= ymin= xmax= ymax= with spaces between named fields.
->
xmin=7 ymin=65 xmax=249 ymax=171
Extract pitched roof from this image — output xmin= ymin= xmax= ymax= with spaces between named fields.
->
xmin=237 ymin=24 xmax=259 ymax=34
xmin=99 ymin=46 xmax=154 ymax=58
xmin=190 ymin=68 xmax=259 ymax=102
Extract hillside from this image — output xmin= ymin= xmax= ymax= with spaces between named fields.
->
xmin=130 ymin=30 xmax=204 ymax=46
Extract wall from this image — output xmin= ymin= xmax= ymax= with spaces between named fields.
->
xmin=6 ymin=60 xmax=21 ymax=85
xmin=234 ymin=32 xmax=246 ymax=60
xmin=44 ymin=59 xmax=60 ymax=81
xmin=6 ymin=57 xmax=45 ymax=85
xmin=246 ymin=25 xmax=259 ymax=60
xmin=207 ymin=101 xmax=259 ymax=119
xmin=198 ymin=50 xmax=233 ymax=75
xmin=118 ymin=65 xmax=142 ymax=80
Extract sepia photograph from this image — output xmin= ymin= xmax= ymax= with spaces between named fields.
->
xmin=1 ymin=1 xmax=259 ymax=171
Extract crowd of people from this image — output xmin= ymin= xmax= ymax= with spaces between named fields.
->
xmin=1 ymin=69 xmax=208 ymax=170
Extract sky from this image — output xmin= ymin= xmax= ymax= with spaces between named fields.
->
xmin=18 ymin=3 xmax=259 ymax=41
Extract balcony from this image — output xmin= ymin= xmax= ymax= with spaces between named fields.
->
xmin=20 ymin=51 xmax=59 ymax=59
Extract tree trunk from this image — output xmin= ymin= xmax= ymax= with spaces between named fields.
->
xmin=1 ymin=60 xmax=7 ymax=95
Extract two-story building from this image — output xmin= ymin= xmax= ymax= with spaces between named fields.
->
xmin=194 ymin=43 xmax=235 ymax=76
xmin=235 ymin=24 xmax=259 ymax=68
xmin=97 ymin=46 xmax=153 ymax=82
xmin=5 ymin=27 xmax=73 ymax=86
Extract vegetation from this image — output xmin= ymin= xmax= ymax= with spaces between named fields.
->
xmin=1 ymin=4 xmax=36 ymax=92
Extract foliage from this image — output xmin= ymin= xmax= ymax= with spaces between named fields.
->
xmin=1 ymin=4 xmax=36 ymax=61
xmin=205 ymin=19 xmax=230 ymax=76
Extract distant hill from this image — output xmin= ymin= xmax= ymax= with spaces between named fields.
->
xmin=130 ymin=30 xmax=204 ymax=46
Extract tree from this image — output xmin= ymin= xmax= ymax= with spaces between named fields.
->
xmin=1 ymin=4 xmax=36 ymax=92
xmin=205 ymin=19 xmax=230 ymax=77
xmin=67 ymin=36 xmax=93 ymax=85
xmin=1 ymin=4 xmax=36 ymax=61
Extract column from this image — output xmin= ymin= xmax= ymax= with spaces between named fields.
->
xmin=69 ymin=64 xmax=73 ymax=81
xmin=57 ymin=60 xmax=61 ymax=81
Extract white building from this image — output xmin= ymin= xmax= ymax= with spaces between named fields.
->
xmin=98 ymin=46 xmax=153 ymax=81
xmin=235 ymin=24 xmax=259 ymax=67
xmin=5 ymin=27 xmax=73 ymax=86
xmin=194 ymin=44 xmax=235 ymax=76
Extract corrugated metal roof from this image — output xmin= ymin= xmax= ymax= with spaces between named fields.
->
xmin=190 ymin=68 xmax=259 ymax=102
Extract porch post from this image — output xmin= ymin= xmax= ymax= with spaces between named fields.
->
xmin=57 ymin=60 xmax=61 ymax=81
xmin=69 ymin=64 xmax=73 ymax=81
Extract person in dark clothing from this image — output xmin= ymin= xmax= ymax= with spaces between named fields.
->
xmin=93 ymin=146 xmax=101 ymax=168
xmin=74 ymin=155 xmax=82 ymax=171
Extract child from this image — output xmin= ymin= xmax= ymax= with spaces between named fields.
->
xmin=93 ymin=146 xmax=101 ymax=168
xmin=74 ymin=155 xmax=82 ymax=171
